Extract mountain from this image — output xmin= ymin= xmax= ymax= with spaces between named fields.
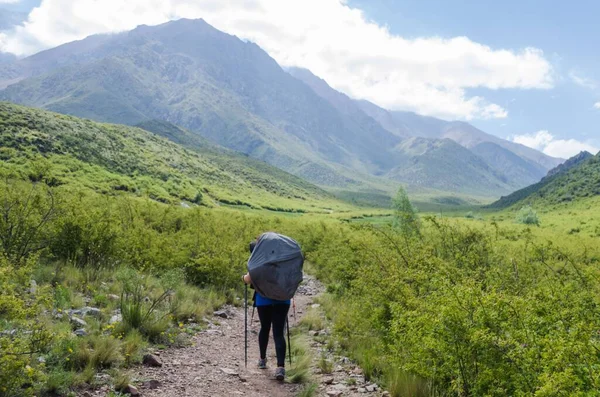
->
xmin=0 ymin=102 xmax=343 ymax=212
xmin=388 ymin=137 xmax=513 ymax=195
xmin=0 ymin=18 xmax=559 ymax=200
xmin=0 ymin=18 xmax=400 ymax=189
xmin=546 ymin=150 xmax=595 ymax=178
xmin=0 ymin=52 xmax=15 ymax=64
xmin=288 ymin=67 xmax=546 ymax=196
xmin=489 ymin=151 xmax=596 ymax=209
xmin=470 ymin=142 xmax=547 ymax=187
xmin=355 ymin=99 xmax=563 ymax=171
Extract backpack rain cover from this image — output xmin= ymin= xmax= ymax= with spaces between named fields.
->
xmin=247 ymin=232 xmax=304 ymax=301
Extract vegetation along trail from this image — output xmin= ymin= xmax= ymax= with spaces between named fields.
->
xmin=115 ymin=276 xmax=386 ymax=397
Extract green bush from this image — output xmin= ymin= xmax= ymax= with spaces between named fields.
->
xmin=516 ymin=205 xmax=540 ymax=225
xmin=117 ymin=268 xmax=182 ymax=338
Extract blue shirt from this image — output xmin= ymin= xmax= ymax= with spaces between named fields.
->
xmin=255 ymin=292 xmax=291 ymax=306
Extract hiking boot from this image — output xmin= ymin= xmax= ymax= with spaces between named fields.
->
xmin=275 ymin=366 xmax=285 ymax=381
xmin=257 ymin=358 xmax=267 ymax=369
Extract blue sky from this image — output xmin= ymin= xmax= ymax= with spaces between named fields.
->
xmin=349 ymin=0 xmax=600 ymax=155
xmin=1 ymin=0 xmax=598 ymax=157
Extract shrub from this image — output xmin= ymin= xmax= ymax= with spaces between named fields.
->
xmin=299 ymin=308 xmax=324 ymax=331
xmin=297 ymin=383 xmax=318 ymax=397
xmin=516 ymin=205 xmax=540 ymax=225
xmin=317 ymin=355 xmax=333 ymax=374
xmin=41 ymin=369 xmax=77 ymax=396
xmin=117 ymin=268 xmax=182 ymax=338
xmin=286 ymin=335 xmax=312 ymax=384
xmin=121 ymin=330 xmax=146 ymax=367
xmin=90 ymin=336 xmax=122 ymax=369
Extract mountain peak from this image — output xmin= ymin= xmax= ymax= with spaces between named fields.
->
xmin=546 ymin=150 xmax=594 ymax=178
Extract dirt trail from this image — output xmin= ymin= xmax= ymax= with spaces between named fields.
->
xmin=130 ymin=277 xmax=322 ymax=397
xmin=84 ymin=276 xmax=388 ymax=397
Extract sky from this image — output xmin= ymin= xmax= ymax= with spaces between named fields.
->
xmin=0 ymin=0 xmax=598 ymax=158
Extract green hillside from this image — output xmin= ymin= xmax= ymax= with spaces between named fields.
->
xmin=0 ymin=102 xmax=345 ymax=212
xmin=489 ymin=151 xmax=597 ymax=209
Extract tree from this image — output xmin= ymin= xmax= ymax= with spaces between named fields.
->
xmin=392 ymin=186 xmax=420 ymax=236
xmin=0 ymin=178 xmax=58 ymax=263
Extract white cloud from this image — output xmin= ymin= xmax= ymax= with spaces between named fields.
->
xmin=569 ymin=70 xmax=596 ymax=89
xmin=594 ymin=102 xmax=600 ymax=110
xmin=513 ymin=130 xmax=598 ymax=158
xmin=0 ymin=0 xmax=554 ymax=120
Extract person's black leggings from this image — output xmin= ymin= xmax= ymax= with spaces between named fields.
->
xmin=257 ymin=304 xmax=290 ymax=367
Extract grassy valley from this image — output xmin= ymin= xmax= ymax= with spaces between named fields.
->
xmin=3 ymin=107 xmax=600 ymax=395
xmin=2 ymin=13 xmax=600 ymax=397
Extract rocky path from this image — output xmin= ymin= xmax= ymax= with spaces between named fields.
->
xmin=92 ymin=276 xmax=388 ymax=397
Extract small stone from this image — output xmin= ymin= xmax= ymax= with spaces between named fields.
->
xmin=110 ymin=314 xmax=122 ymax=324
xmin=142 ymin=379 xmax=161 ymax=389
xmin=220 ymin=367 xmax=239 ymax=376
xmin=214 ymin=310 xmax=230 ymax=319
xmin=74 ymin=328 xmax=87 ymax=337
xmin=122 ymin=384 xmax=140 ymax=396
xmin=38 ymin=356 xmax=46 ymax=364
xmin=311 ymin=303 xmax=321 ymax=309
xmin=30 ymin=280 xmax=37 ymax=294
xmin=323 ymin=377 xmax=334 ymax=385
xmin=352 ymin=367 xmax=363 ymax=375
xmin=239 ymin=375 xmax=247 ymax=382
xmin=358 ymin=387 xmax=367 ymax=393
xmin=332 ymin=383 xmax=347 ymax=391
xmin=308 ymin=330 xmax=319 ymax=337
xmin=82 ymin=307 xmax=102 ymax=317
xmin=382 ymin=392 xmax=390 ymax=396
xmin=70 ymin=316 xmax=87 ymax=327
xmin=143 ymin=354 xmax=163 ymax=367
xmin=326 ymin=390 xmax=343 ymax=397
xmin=108 ymin=294 xmax=120 ymax=301
xmin=366 ymin=384 xmax=376 ymax=392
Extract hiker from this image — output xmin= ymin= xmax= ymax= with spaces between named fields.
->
xmin=242 ymin=234 xmax=303 ymax=381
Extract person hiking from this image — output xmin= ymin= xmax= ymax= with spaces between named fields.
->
xmin=242 ymin=236 xmax=302 ymax=381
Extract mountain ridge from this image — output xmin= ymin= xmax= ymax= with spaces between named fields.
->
xmin=0 ymin=18 xmax=562 ymax=200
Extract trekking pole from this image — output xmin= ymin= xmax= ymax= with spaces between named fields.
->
xmin=244 ymin=283 xmax=248 ymax=368
xmin=286 ymin=316 xmax=292 ymax=367
xmin=292 ymin=298 xmax=297 ymax=325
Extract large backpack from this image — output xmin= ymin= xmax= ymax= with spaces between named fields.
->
xmin=247 ymin=232 xmax=304 ymax=301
